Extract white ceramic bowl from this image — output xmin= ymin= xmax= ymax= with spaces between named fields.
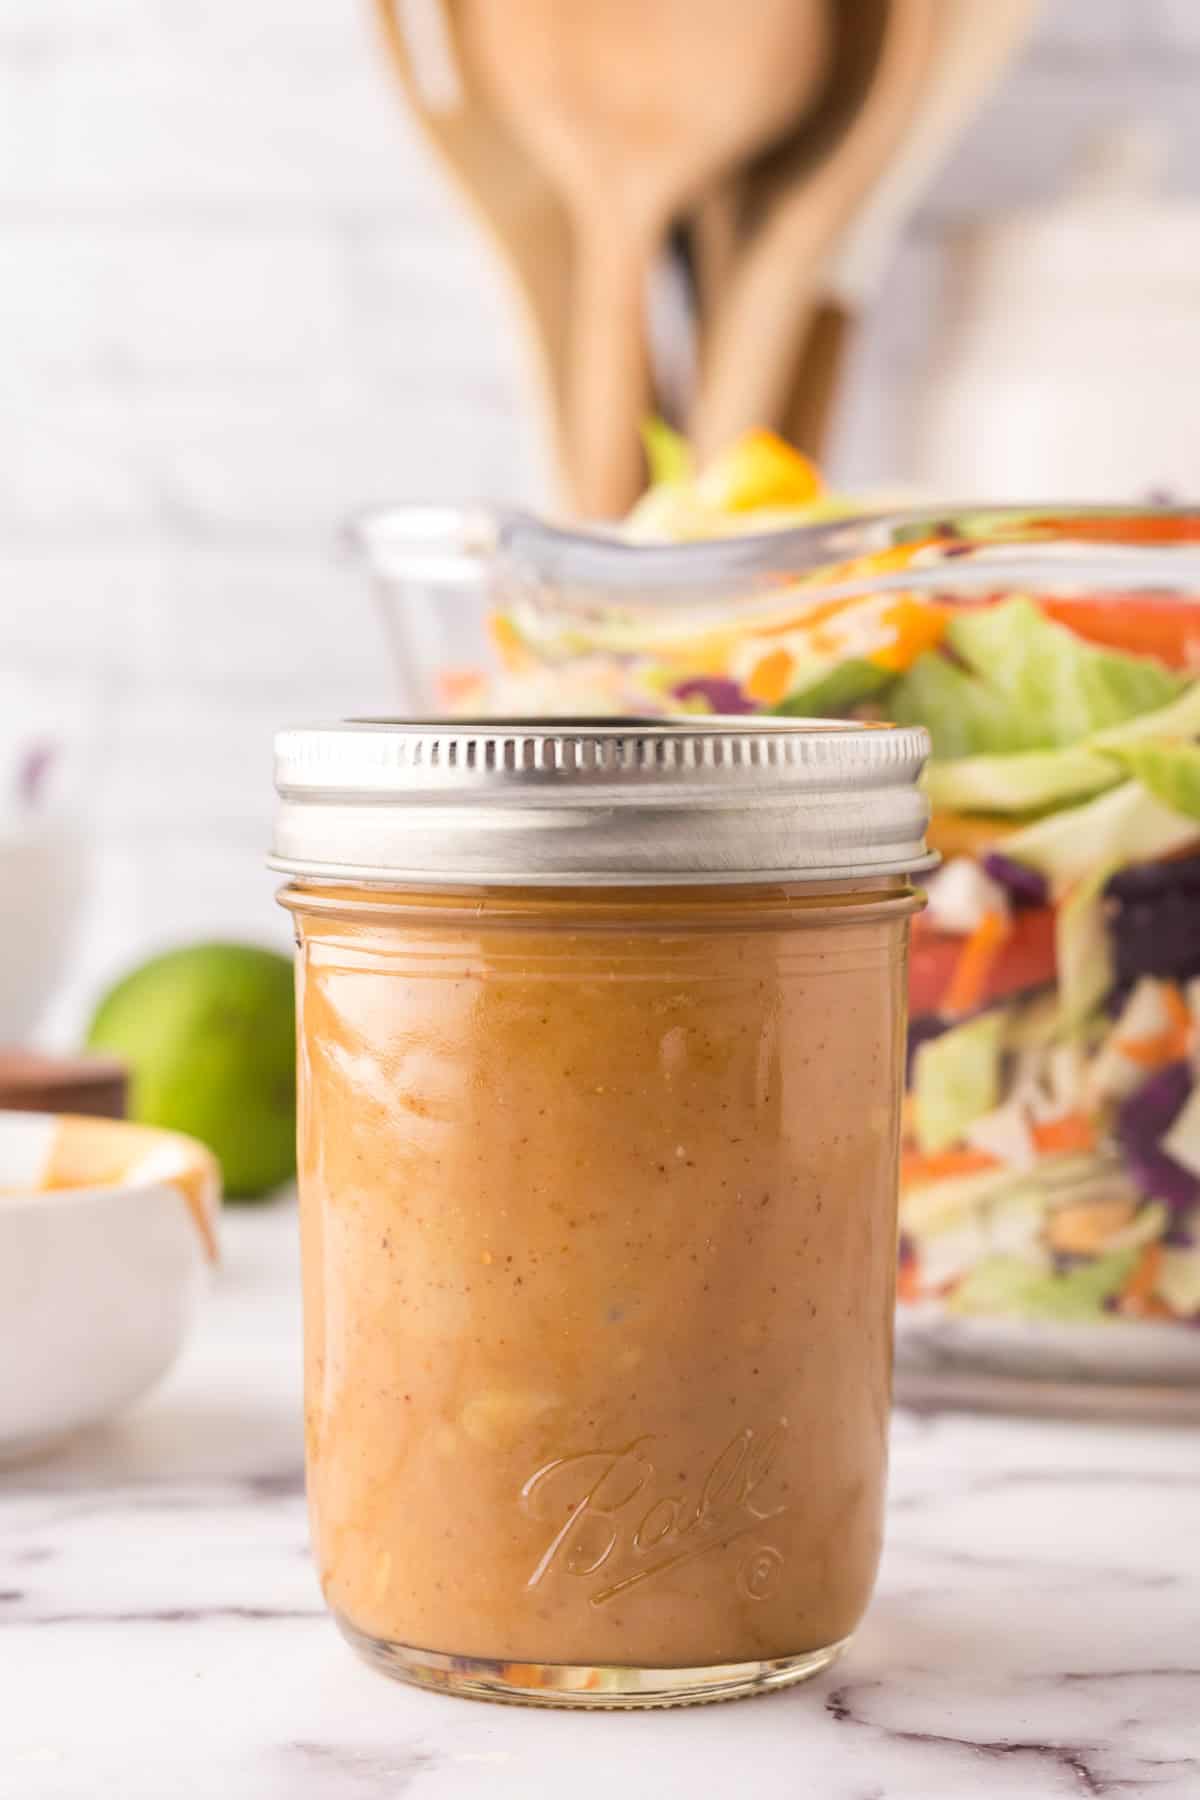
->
xmin=0 ymin=1111 xmax=220 ymax=1462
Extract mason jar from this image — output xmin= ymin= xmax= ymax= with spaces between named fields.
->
xmin=272 ymin=717 xmax=931 ymax=1706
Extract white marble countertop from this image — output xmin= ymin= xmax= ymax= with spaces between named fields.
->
xmin=3 ymin=1199 xmax=1199 ymax=1800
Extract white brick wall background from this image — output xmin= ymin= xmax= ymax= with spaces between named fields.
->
xmin=4 ymin=0 xmax=1199 ymax=1039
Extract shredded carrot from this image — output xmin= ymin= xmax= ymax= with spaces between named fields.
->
xmin=744 ymin=646 xmax=795 ymax=705
xmin=941 ymin=910 xmax=1012 ymax=1017
xmin=1032 ymin=1113 xmax=1096 ymax=1156
xmin=436 ymin=668 xmax=484 ymax=707
xmin=901 ymin=1146 xmax=998 ymax=1187
xmin=808 ymin=626 xmax=842 ymax=656
xmin=809 ymin=539 xmax=935 ymax=593
xmin=900 ymin=1118 xmax=1096 ymax=1190
xmin=1120 ymin=1032 xmax=1187 ymax=1068
xmin=758 ymin=593 xmax=859 ymax=639
xmin=487 ymin=612 xmax=533 ymax=672
xmin=1117 ymin=1242 xmax=1164 ymax=1317
xmin=870 ymin=596 xmax=949 ymax=672
xmin=896 ymin=1257 xmax=924 ymax=1304
xmin=1117 ymin=983 xmax=1192 ymax=1069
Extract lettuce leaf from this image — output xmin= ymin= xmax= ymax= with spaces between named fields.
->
xmin=1055 ymin=861 xmax=1124 ymax=1030
xmin=889 ymin=650 xmax=1021 ymax=757
xmin=889 ymin=597 xmax=1185 ymax=759
xmin=946 ymin=1248 xmax=1139 ymax=1320
xmin=990 ymin=777 xmax=1200 ymax=1036
xmin=999 ymin=779 xmax=1200 ymax=892
xmin=925 ymin=748 xmax=1119 ymax=815
xmin=921 ymin=674 xmax=1200 ymax=815
xmin=901 ymin=1163 xmax=1035 ymax=1236
xmin=772 ymin=658 xmax=893 ymax=718
xmin=1102 ymin=742 xmax=1200 ymax=820
xmin=912 ymin=1011 xmax=1006 ymax=1153
xmin=917 ymin=1189 xmax=1045 ymax=1289
xmin=640 ymin=418 xmax=694 ymax=488
xmin=1090 ymin=674 xmax=1200 ymax=747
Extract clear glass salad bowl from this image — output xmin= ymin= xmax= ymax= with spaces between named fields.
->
xmin=352 ymin=498 xmax=1200 ymax=1402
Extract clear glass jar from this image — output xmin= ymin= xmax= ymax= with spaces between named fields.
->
xmin=350 ymin=507 xmax=1200 ymax=1405
xmin=272 ymin=719 xmax=929 ymax=1705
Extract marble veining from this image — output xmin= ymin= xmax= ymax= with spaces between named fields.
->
xmin=1 ymin=1202 xmax=1198 ymax=1800
xmin=822 ymin=1676 xmax=1200 ymax=1797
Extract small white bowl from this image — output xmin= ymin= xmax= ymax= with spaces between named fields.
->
xmin=0 ymin=1111 xmax=220 ymax=1463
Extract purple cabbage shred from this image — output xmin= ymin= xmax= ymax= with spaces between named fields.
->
xmin=671 ymin=677 xmax=756 ymax=716
xmin=1105 ymin=854 xmax=1200 ymax=991
xmin=1116 ymin=1061 xmax=1199 ymax=1211
xmin=982 ymin=852 xmax=1049 ymax=909
xmin=906 ymin=1014 xmax=951 ymax=1083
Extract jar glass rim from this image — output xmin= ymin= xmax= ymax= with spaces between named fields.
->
xmin=350 ymin=501 xmax=1200 ymax=603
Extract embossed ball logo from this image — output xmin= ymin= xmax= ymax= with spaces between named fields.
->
xmin=520 ymin=1424 xmax=789 ymax=1604
xmin=737 ymin=1544 xmax=784 ymax=1601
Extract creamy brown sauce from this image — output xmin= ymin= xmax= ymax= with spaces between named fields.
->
xmin=287 ymin=882 xmax=913 ymax=1669
xmin=34 ymin=1116 xmax=219 ymax=1262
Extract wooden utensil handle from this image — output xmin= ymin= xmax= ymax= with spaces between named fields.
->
xmin=692 ymin=180 xmax=856 ymax=446
xmin=567 ymin=224 xmax=653 ymax=518
xmin=691 ymin=183 xmax=741 ymax=331
xmin=372 ymin=0 xmax=579 ymax=511
xmin=786 ymin=301 xmax=854 ymax=458
xmin=691 ymin=0 xmax=938 ymax=459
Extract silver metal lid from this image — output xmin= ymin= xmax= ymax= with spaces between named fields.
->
xmin=270 ymin=718 xmax=933 ymax=887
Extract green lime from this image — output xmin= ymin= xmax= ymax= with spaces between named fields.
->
xmin=87 ymin=942 xmax=296 ymax=1200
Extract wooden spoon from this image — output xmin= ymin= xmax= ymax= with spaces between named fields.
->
xmin=458 ymin=0 xmax=832 ymax=518
xmin=373 ymin=0 xmax=577 ymax=505
xmin=691 ymin=0 xmax=832 ymax=343
xmin=691 ymin=0 xmax=939 ymax=459
xmin=687 ymin=0 xmax=865 ymax=373
xmin=784 ymin=0 xmax=1040 ymax=459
